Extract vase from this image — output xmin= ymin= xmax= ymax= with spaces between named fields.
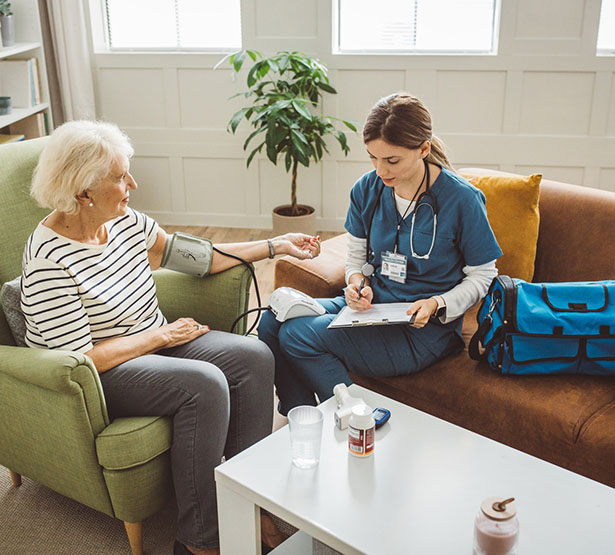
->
xmin=0 ymin=14 xmax=15 ymax=47
xmin=272 ymin=204 xmax=317 ymax=236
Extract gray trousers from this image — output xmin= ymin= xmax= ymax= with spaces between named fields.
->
xmin=99 ymin=331 xmax=274 ymax=549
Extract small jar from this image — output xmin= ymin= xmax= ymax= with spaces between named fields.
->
xmin=473 ymin=497 xmax=519 ymax=555
xmin=348 ymin=404 xmax=374 ymax=457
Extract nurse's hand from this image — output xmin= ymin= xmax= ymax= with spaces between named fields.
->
xmin=273 ymin=233 xmax=320 ymax=260
xmin=345 ymin=283 xmax=373 ymax=311
xmin=407 ymin=298 xmax=438 ymax=328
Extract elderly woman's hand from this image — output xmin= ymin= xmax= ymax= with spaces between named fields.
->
xmin=273 ymin=233 xmax=321 ymax=260
xmin=159 ymin=318 xmax=210 ymax=348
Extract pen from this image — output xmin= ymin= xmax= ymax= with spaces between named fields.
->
xmin=357 ymin=277 xmax=366 ymax=301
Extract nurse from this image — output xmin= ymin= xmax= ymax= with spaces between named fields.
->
xmin=258 ymin=93 xmax=503 ymax=414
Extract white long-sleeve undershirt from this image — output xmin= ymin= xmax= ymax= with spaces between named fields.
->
xmin=345 ymin=192 xmax=498 ymax=323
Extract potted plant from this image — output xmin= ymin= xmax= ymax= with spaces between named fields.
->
xmin=0 ymin=0 xmax=14 ymax=47
xmin=219 ymin=49 xmax=357 ymax=234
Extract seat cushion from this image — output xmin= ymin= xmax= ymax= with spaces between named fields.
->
xmin=95 ymin=415 xmax=172 ymax=471
xmin=459 ymin=171 xmax=541 ymax=282
xmin=1 ymin=276 xmax=26 ymax=346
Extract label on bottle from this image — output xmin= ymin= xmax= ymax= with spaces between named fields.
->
xmin=348 ymin=424 xmax=374 ymax=456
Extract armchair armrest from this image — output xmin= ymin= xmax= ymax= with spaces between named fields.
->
xmin=154 ymin=265 xmax=252 ymax=334
xmin=0 ymin=345 xmax=115 ymax=515
xmin=0 ymin=345 xmax=108 ymax=433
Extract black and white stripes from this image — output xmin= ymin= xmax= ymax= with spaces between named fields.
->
xmin=21 ymin=209 xmax=166 ymax=353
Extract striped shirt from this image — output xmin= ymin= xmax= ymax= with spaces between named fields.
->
xmin=21 ymin=208 xmax=167 ymax=353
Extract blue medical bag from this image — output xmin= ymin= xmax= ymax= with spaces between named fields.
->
xmin=469 ymin=276 xmax=615 ymax=375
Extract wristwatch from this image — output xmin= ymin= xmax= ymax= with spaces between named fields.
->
xmin=434 ymin=295 xmax=446 ymax=319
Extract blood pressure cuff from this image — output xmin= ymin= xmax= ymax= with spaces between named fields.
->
xmin=161 ymin=232 xmax=213 ymax=277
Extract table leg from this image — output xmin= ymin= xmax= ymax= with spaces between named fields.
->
xmin=216 ymin=482 xmax=261 ymax=554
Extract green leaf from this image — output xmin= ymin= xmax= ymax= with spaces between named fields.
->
xmin=292 ymin=100 xmax=312 ymax=120
xmin=233 ymin=50 xmax=247 ymax=72
xmin=317 ymin=82 xmax=337 ymax=94
xmin=266 ymin=142 xmax=279 ymax=165
xmin=228 ymin=107 xmax=249 ymax=133
xmin=246 ymin=142 xmax=265 ymax=167
xmin=247 ymin=62 xmax=262 ymax=87
xmin=343 ymin=120 xmax=358 ymax=132
xmin=285 ymin=150 xmax=293 ymax=172
xmin=243 ymin=127 xmax=266 ymax=150
xmin=247 ymin=50 xmax=259 ymax=62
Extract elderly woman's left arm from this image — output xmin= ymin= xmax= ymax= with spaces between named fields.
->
xmin=147 ymin=229 xmax=320 ymax=274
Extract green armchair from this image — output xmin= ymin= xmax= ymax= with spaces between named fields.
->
xmin=0 ymin=138 xmax=252 ymax=554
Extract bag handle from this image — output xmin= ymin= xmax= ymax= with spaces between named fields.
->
xmin=469 ymin=295 xmax=500 ymax=361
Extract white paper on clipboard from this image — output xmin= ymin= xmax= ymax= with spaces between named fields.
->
xmin=327 ymin=303 xmax=416 ymax=328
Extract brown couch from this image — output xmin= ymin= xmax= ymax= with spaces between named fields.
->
xmin=274 ymin=169 xmax=615 ymax=488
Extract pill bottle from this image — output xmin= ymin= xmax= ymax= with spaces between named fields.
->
xmin=473 ymin=497 xmax=519 ymax=555
xmin=348 ymin=404 xmax=375 ymax=457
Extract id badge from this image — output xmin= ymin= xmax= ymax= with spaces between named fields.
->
xmin=381 ymin=251 xmax=407 ymax=283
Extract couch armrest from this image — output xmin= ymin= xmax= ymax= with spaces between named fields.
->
xmin=154 ymin=265 xmax=252 ymax=334
xmin=274 ymin=234 xmax=348 ymax=298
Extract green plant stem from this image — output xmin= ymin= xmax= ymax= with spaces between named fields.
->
xmin=291 ymin=159 xmax=298 ymax=215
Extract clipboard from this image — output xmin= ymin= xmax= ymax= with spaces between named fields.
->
xmin=328 ymin=303 xmax=416 ymax=329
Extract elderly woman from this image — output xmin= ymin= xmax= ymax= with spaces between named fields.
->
xmin=21 ymin=120 xmax=320 ymax=555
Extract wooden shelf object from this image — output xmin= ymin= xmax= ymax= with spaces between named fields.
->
xmin=0 ymin=0 xmax=53 ymax=139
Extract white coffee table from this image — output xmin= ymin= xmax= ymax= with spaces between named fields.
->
xmin=215 ymin=385 xmax=615 ymax=554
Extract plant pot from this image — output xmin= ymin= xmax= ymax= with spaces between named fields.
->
xmin=272 ymin=204 xmax=317 ymax=236
xmin=0 ymin=15 xmax=15 ymax=47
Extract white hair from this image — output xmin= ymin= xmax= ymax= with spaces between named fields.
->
xmin=31 ymin=120 xmax=134 ymax=214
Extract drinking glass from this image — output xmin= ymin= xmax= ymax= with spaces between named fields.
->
xmin=288 ymin=406 xmax=323 ymax=469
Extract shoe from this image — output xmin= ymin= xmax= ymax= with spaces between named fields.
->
xmin=173 ymin=540 xmax=192 ymax=555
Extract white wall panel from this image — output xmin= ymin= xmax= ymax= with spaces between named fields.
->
xmin=98 ymin=68 xmax=166 ymax=127
xmin=129 ymin=156 xmax=174 ymax=212
xmin=435 ymin=71 xmax=507 ymax=133
xmin=608 ymin=74 xmax=615 ymax=136
xmin=178 ymin=69 xmax=244 ymax=129
xmin=514 ymin=164 xmax=585 ymax=185
xmin=334 ymin=161 xmax=373 ymax=219
xmin=335 ymin=70 xmax=406 ymax=126
xmin=254 ymin=0 xmax=318 ymax=37
xmin=599 ymin=168 xmax=615 ymax=192
xmin=519 ymin=72 xmax=594 ymax=134
xmin=183 ymin=158 xmax=249 ymax=215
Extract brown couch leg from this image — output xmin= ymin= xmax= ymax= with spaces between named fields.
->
xmin=123 ymin=521 xmax=143 ymax=555
xmin=9 ymin=470 xmax=22 ymax=487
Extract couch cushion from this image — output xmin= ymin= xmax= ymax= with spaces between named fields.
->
xmin=459 ymin=171 xmax=541 ymax=282
xmin=95 ymin=415 xmax=172 ymax=471
xmin=1 ymin=276 xmax=26 ymax=347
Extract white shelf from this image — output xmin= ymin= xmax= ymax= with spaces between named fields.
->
xmin=0 ymin=103 xmax=49 ymax=129
xmin=0 ymin=42 xmax=41 ymax=60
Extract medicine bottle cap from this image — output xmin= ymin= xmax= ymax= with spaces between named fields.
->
xmin=480 ymin=497 xmax=517 ymax=521
xmin=350 ymin=404 xmax=374 ymax=429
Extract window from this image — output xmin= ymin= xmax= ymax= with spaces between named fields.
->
xmin=336 ymin=0 xmax=498 ymax=54
xmin=597 ymin=0 xmax=615 ymax=54
xmin=104 ymin=0 xmax=241 ymax=51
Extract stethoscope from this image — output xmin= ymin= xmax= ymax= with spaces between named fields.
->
xmin=361 ymin=159 xmax=439 ymax=277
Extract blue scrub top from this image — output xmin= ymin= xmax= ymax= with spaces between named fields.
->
xmin=345 ymin=168 xmax=502 ymax=330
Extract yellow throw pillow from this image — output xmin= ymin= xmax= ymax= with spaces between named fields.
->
xmin=460 ymin=172 xmax=541 ymax=282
